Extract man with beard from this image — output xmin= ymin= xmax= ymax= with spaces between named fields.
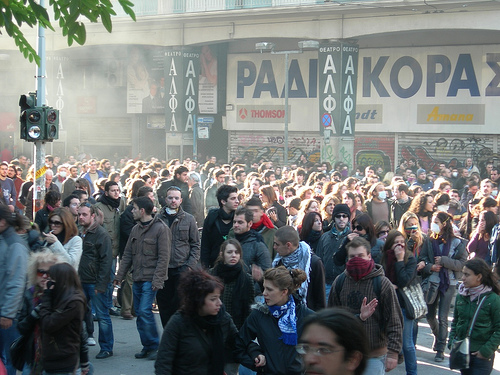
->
xmin=156 ymin=165 xmax=192 ymax=214
xmin=99 ymin=159 xmax=112 ymax=177
xmin=201 ymin=184 xmax=239 ymax=268
xmin=0 ymin=162 xmax=16 ymax=212
xmin=231 ymin=207 xmax=271 ymax=295
xmin=157 ymin=186 xmax=200 ymax=327
xmin=95 ymin=181 xmax=126 ymax=317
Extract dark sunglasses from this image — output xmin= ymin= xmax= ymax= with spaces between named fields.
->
xmin=49 ymin=220 xmax=63 ymax=226
xmin=335 ymin=214 xmax=349 ymax=219
xmin=37 ymin=269 xmax=49 ymax=277
xmin=353 ymin=224 xmax=364 ymax=231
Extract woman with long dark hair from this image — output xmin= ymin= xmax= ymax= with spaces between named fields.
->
xmin=210 ymin=239 xmax=254 ymax=329
xmin=299 ymin=212 xmax=323 ymax=253
xmin=408 ymin=192 xmax=435 ymax=235
xmin=448 ymin=258 xmax=500 ymax=375
xmin=155 ymin=268 xmax=239 ymax=375
xmin=381 ymin=230 xmax=418 ymax=375
xmin=43 ymin=207 xmax=83 ymax=269
xmin=467 ymin=210 xmax=498 ymax=260
xmin=236 ymin=266 xmax=314 ymax=375
xmin=38 ymin=263 xmax=87 ymax=375
xmin=418 ymin=211 xmax=467 ymax=362
xmin=348 ymin=213 xmax=384 ymax=264
xmin=259 ymin=185 xmax=287 ymax=228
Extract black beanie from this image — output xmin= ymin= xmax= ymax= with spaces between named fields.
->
xmin=332 ymin=204 xmax=351 ymax=219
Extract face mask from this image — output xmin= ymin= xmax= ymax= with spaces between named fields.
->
xmin=377 ymin=191 xmax=387 ymax=200
xmin=59 ymin=171 xmax=67 ymax=178
xmin=378 ymin=232 xmax=388 ymax=241
xmin=452 ymin=172 xmax=458 ymax=178
xmin=430 ymin=223 xmax=441 ymax=234
xmin=315 ymin=187 xmax=322 ymax=194
xmin=437 ymin=205 xmax=449 ymax=212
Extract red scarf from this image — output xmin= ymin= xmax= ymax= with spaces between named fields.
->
xmin=251 ymin=213 xmax=275 ymax=230
xmin=384 ymin=249 xmax=397 ymax=284
xmin=346 ymin=257 xmax=375 ymax=281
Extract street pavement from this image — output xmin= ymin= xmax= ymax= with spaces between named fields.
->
xmin=88 ymin=311 xmax=500 ymax=375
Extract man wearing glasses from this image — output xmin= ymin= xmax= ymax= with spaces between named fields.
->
xmin=298 ymin=308 xmax=369 ymax=375
xmin=315 ymin=204 xmax=351 ymax=301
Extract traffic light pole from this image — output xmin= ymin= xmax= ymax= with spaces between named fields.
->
xmin=33 ymin=0 xmax=47 ymax=215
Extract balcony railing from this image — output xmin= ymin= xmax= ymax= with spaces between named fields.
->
xmin=112 ymin=0 xmax=372 ymax=17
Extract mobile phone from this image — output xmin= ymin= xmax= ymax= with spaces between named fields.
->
xmin=46 ymin=280 xmax=56 ymax=289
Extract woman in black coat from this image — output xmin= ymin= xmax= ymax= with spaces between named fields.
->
xmin=155 ymin=268 xmax=239 ymax=375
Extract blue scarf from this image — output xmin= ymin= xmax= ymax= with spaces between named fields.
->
xmin=268 ymin=296 xmax=297 ymax=346
xmin=272 ymin=241 xmax=311 ymax=302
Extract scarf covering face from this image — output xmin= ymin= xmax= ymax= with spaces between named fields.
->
xmin=268 ymin=295 xmax=297 ymax=346
xmin=431 ymin=236 xmax=451 ymax=294
xmin=272 ymin=242 xmax=311 ymax=301
xmin=458 ymin=283 xmax=492 ymax=301
xmin=251 ymin=213 xmax=275 ymax=230
xmin=384 ymin=249 xmax=398 ymax=284
xmin=346 ymin=257 xmax=375 ymax=281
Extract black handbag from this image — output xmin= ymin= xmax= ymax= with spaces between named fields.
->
xmin=9 ymin=334 xmax=29 ymax=371
xmin=449 ymin=295 xmax=487 ymax=370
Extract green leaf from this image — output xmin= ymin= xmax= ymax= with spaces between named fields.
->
xmin=100 ymin=9 xmax=111 ymax=32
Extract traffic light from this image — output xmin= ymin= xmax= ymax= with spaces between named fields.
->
xmin=19 ymin=93 xmax=44 ymax=142
xmin=19 ymin=93 xmax=59 ymax=142
xmin=44 ymin=107 xmax=59 ymax=141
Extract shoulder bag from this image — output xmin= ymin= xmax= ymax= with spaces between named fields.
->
xmin=449 ymin=295 xmax=487 ymax=370
xmin=400 ymin=280 xmax=428 ymax=320
xmin=9 ymin=334 xmax=29 ymax=371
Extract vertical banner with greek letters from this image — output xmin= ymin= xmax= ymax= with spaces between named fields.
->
xmin=164 ymin=47 xmax=200 ymax=133
xmin=340 ymin=43 xmax=358 ymax=136
xmin=318 ymin=43 xmax=342 ymax=136
xmin=318 ymin=42 xmax=359 ymax=137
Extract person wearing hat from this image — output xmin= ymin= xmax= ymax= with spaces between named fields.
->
xmin=315 ymin=203 xmax=351 ymax=302
xmin=286 ymin=197 xmax=302 ymax=229
xmin=412 ymin=168 xmax=433 ymax=191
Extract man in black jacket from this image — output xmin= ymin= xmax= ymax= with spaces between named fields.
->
xmin=200 ymin=184 xmax=239 ymax=268
xmin=78 ymin=203 xmax=114 ymax=359
xmin=156 ymin=165 xmax=191 ymax=213
xmin=389 ymin=182 xmax=412 ymax=229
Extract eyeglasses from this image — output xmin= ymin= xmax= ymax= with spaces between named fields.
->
xmin=353 ymin=224 xmax=364 ymax=231
xmin=335 ymin=214 xmax=349 ymax=219
xmin=49 ymin=220 xmax=63 ymax=226
xmin=295 ymin=344 xmax=344 ymax=356
xmin=37 ymin=269 xmax=49 ymax=277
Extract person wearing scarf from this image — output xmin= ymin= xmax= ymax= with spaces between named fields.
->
xmin=418 ymin=211 xmax=467 ymax=363
xmin=34 ymin=190 xmax=62 ymax=234
xmin=245 ymin=197 xmax=277 ymax=258
xmin=155 ymin=269 xmax=239 ymax=375
xmin=449 ymin=258 xmax=500 ymax=375
xmin=236 ymin=266 xmax=314 ymax=375
xmin=381 ymin=231 xmax=418 ymax=375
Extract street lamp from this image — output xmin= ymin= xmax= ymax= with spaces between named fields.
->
xmin=255 ymin=40 xmax=319 ymax=166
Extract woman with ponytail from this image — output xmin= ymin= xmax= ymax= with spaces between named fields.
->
xmin=418 ymin=211 xmax=467 ymax=362
xmin=236 ymin=266 xmax=314 ymax=375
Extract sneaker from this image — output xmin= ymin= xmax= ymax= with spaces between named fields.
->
xmin=87 ymin=337 xmax=96 ymax=346
xmin=435 ymin=351 xmax=444 ymax=362
xmin=96 ymin=351 xmax=113 ymax=359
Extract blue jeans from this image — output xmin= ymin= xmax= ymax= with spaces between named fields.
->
xmin=0 ymin=320 xmax=20 ymax=375
xmin=82 ymin=283 xmax=114 ymax=352
xmin=133 ymin=281 xmax=159 ymax=350
xmin=461 ymin=353 xmax=495 ymax=375
xmin=238 ymin=365 xmax=256 ymax=375
xmin=402 ymin=308 xmax=418 ymax=375
xmin=362 ymin=355 xmax=386 ymax=375
xmin=426 ymin=285 xmax=455 ymax=353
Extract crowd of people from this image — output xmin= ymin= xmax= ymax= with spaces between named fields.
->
xmin=0 ymin=152 xmax=500 ymax=375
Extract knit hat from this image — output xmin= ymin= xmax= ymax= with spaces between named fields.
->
xmin=332 ymin=204 xmax=351 ymax=219
xmin=417 ymin=168 xmax=426 ymax=177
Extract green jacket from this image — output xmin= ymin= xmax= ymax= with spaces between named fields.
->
xmin=449 ymin=291 xmax=500 ymax=358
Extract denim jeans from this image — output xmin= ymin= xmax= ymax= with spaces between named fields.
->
xmin=461 ymin=353 xmax=494 ymax=375
xmin=238 ymin=365 xmax=257 ymax=375
xmin=426 ymin=285 xmax=455 ymax=353
xmin=401 ymin=308 xmax=418 ymax=375
xmin=362 ymin=355 xmax=386 ymax=375
xmin=82 ymin=283 xmax=114 ymax=352
xmin=0 ymin=320 xmax=20 ymax=375
xmin=133 ymin=281 xmax=159 ymax=350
